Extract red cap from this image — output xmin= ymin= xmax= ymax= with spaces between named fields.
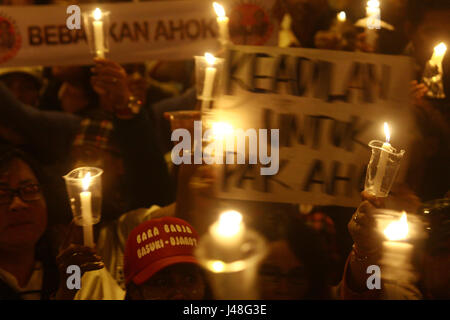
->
xmin=124 ymin=217 xmax=199 ymax=286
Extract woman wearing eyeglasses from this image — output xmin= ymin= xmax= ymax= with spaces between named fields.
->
xmin=0 ymin=145 xmax=104 ymax=300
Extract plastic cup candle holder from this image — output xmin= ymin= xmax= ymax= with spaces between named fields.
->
xmin=195 ymin=210 xmax=267 ymax=299
xmin=365 ymin=140 xmax=405 ymax=197
xmin=365 ymin=123 xmax=405 ymax=197
xmin=83 ymin=8 xmax=111 ymax=58
xmin=63 ymin=167 xmax=103 ymax=246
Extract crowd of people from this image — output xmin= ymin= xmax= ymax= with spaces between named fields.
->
xmin=0 ymin=0 xmax=448 ymax=300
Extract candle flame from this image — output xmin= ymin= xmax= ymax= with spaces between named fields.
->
xmin=433 ymin=42 xmax=447 ymax=58
xmin=384 ymin=122 xmax=390 ymax=143
xmin=216 ymin=210 xmax=243 ymax=238
xmin=93 ymin=8 xmax=102 ymax=21
xmin=82 ymin=172 xmax=92 ymax=191
xmin=337 ymin=11 xmax=346 ymax=22
xmin=212 ymin=121 xmax=233 ymax=141
xmin=211 ymin=260 xmax=225 ymax=272
xmin=367 ymin=0 xmax=380 ymax=8
xmin=213 ymin=2 xmax=226 ymax=18
xmin=384 ymin=212 xmax=409 ymax=241
xmin=204 ymin=52 xmax=216 ymax=65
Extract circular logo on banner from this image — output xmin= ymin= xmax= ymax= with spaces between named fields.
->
xmin=229 ymin=2 xmax=273 ymax=46
xmin=0 ymin=13 xmax=21 ymax=64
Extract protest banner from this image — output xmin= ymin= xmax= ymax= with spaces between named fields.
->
xmin=213 ymin=45 xmax=415 ymax=207
xmin=0 ymin=0 xmax=278 ymax=67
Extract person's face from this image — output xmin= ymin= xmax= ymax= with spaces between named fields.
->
xmin=0 ymin=74 xmax=40 ymax=107
xmin=128 ymin=264 xmax=206 ymax=300
xmin=409 ymin=10 xmax=450 ymax=65
xmin=0 ymin=158 xmax=47 ymax=250
xmin=258 ymin=240 xmax=309 ymax=300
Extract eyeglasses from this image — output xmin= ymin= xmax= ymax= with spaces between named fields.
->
xmin=0 ymin=184 xmax=42 ymax=205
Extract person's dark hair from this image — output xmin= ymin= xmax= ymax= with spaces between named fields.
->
xmin=257 ymin=211 xmax=331 ymax=299
xmin=0 ymin=143 xmax=59 ymax=298
xmin=406 ymin=0 xmax=450 ymax=26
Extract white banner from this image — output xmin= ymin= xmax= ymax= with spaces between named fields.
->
xmin=0 ymin=0 xmax=278 ymax=67
xmin=214 ymin=45 xmax=415 ymax=207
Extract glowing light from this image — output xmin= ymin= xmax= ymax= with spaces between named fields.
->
xmin=337 ymin=11 xmax=346 ymax=22
xmin=384 ymin=212 xmax=409 ymax=241
xmin=212 ymin=122 xmax=234 ymax=141
xmin=367 ymin=0 xmax=380 ymax=9
xmin=205 ymin=52 xmax=216 ymax=65
xmin=93 ymin=8 xmax=102 ymax=21
xmin=384 ymin=122 xmax=390 ymax=143
xmin=82 ymin=172 xmax=92 ymax=191
xmin=433 ymin=42 xmax=447 ymax=58
xmin=213 ymin=2 xmax=226 ymax=18
xmin=211 ymin=260 xmax=225 ymax=272
xmin=216 ymin=210 xmax=243 ymax=238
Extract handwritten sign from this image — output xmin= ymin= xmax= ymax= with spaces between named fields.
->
xmin=214 ymin=45 xmax=414 ymax=207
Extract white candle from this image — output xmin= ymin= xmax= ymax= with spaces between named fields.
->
xmin=336 ymin=11 xmax=347 ymax=36
xmin=201 ymin=53 xmax=217 ymax=111
xmin=81 ymin=173 xmax=94 ymax=247
xmin=366 ymin=0 xmax=380 ymax=48
xmin=372 ymin=122 xmax=392 ymax=196
xmin=382 ymin=212 xmax=413 ymax=283
xmin=213 ymin=2 xmax=229 ymax=46
xmin=210 ymin=210 xmax=245 ymax=248
xmin=93 ymin=8 xmax=105 ymax=58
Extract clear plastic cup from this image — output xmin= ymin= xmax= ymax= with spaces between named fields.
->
xmin=365 ymin=140 xmax=405 ymax=197
xmin=63 ymin=167 xmax=103 ymax=226
xmin=195 ymin=225 xmax=266 ymax=299
xmin=83 ymin=9 xmax=110 ymax=59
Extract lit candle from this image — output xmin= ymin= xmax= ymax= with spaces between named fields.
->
xmin=213 ymin=2 xmax=230 ymax=46
xmin=80 ymin=172 xmax=94 ymax=247
xmin=382 ymin=212 xmax=413 ymax=276
xmin=210 ymin=210 xmax=245 ymax=248
xmin=92 ymin=8 xmax=105 ymax=58
xmin=337 ymin=11 xmax=347 ymax=23
xmin=201 ymin=52 xmax=217 ymax=111
xmin=336 ymin=11 xmax=347 ymax=36
xmin=429 ymin=42 xmax=447 ymax=70
xmin=372 ymin=122 xmax=393 ymax=196
xmin=366 ymin=0 xmax=380 ymax=48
